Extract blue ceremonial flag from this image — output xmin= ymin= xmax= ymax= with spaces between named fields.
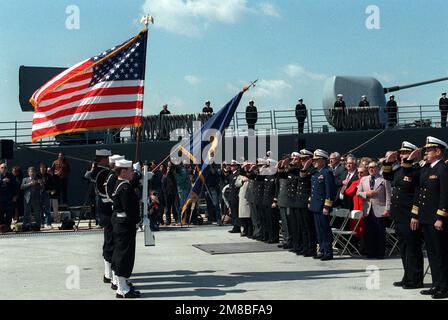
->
xmin=179 ymin=88 xmax=248 ymax=222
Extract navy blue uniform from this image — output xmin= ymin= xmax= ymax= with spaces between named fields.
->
xmin=310 ymin=166 xmax=336 ymax=258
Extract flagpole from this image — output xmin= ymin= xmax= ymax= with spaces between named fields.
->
xmin=134 ymin=14 xmax=154 ymax=163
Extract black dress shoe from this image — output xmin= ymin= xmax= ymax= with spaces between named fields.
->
xmin=393 ymin=281 xmax=404 ymax=287
xmin=103 ymin=276 xmax=112 ymax=284
xmin=403 ymin=283 xmax=424 ymax=290
xmin=421 ymin=288 xmax=437 ymax=295
xmin=116 ymin=289 xmax=141 ymax=299
xmin=313 ymin=254 xmax=324 ymax=260
xmin=283 ymin=244 xmax=293 ymax=250
xmin=277 ymin=244 xmax=284 ymax=248
xmin=228 ymin=229 xmax=240 ymax=233
xmin=111 ymin=281 xmax=134 ymax=291
xmin=303 ymin=252 xmax=317 ymax=257
xmin=432 ymin=289 xmax=448 ymax=299
xmin=320 ymin=255 xmax=333 ymax=261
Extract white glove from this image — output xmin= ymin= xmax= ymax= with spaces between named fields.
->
xmin=146 ymin=171 xmax=155 ymax=180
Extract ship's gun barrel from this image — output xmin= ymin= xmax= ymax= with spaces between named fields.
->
xmin=384 ymin=77 xmax=448 ymax=94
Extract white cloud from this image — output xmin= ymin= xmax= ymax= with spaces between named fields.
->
xmin=284 ymin=64 xmax=327 ymax=81
xmin=259 ymin=2 xmax=280 ymax=18
xmin=146 ymin=93 xmax=186 ymax=114
xmin=141 ymin=0 xmax=279 ymax=36
xmin=184 ymin=75 xmax=202 ymax=86
xmin=249 ymin=79 xmax=292 ymax=99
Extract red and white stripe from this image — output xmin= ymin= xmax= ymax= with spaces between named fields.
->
xmin=31 ymin=60 xmax=143 ymax=142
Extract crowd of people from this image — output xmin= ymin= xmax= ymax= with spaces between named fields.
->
xmin=0 ymin=152 xmax=70 ymax=232
xmin=220 ymin=136 xmax=448 ymax=299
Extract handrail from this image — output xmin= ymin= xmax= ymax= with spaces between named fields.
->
xmin=3 ymin=104 xmax=445 ymax=146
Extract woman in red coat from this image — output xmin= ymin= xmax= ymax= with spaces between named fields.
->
xmin=344 ymin=166 xmax=367 ymax=237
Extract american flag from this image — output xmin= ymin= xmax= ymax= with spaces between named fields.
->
xmin=30 ymin=29 xmax=148 ymax=142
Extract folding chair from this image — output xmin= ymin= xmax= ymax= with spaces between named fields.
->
xmin=332 ymin=210 xmax=365 ymax=256
xmin=330 ymin=208 xmax=351 ymax=250
xmin=386 ymin=221 xmax=399 ymax=257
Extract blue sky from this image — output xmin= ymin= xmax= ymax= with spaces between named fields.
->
xmin=1 ymin=0 xmax=448 ymax=122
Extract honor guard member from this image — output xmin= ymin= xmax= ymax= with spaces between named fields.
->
xmin=439 ymin=93 xmax=448 ymax=128
xmin=245 ymin=100 xmax=258 ymax=131
xmin=411 ymin=137 xmax=448 ymax=299
xmin=295 ymin=99 xmax=307 ymax=134
xmin=334 ymin=94 xmax=346 ymax=110
xmin=84 ymin=149 xmax=112 ymax=283
xmin=274 ymin=156 xmax=294 ymax=249
xmin=359 ymin=95 xmax=370 ymax=107
xmin=310 ymin=149 xmax=336 ymax=261
xmin=111 ymin=159 xmax=141 ymax=298
xmin=262 ymin=158 xmax=279 ymax=243
xmin=297 ymin=149 xmax=318 ymax=257
xmin=385 ymin=95 xmax=398 ymax=127
xmin=103 ymin=155 xmax=126 ymax=290
xmin=382 ymin=142 xmax=424 ymax=289
xmin=202 ymin=100 xmax=214 ymax=114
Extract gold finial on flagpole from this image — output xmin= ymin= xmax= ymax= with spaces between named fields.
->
xmin=141 ymin=14 xmax=154 ymax=29
xmin=243 ymin=79 xmax=258 ymax=92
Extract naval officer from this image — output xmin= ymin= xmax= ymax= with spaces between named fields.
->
xmin=309 ymin=149 xmax=336 ymax=261
xmin=411 ymin=137 xmax=448 ymax=299
xmin=382 ymin=141 xmax=424 ymax=289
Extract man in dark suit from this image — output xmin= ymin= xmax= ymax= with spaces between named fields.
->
xmin=385 ymin=95 xmax=398 ymax=127
xmin=21 ymin=167 xmax=42 ymax=228
xmin=439 ymin=93 xmax=448 ymax=128
xmin=309 ymin=149 xmax=336 ymax=261
xmin=339 ymin=156 xmax=358 ymax=210
xmin=411 ymin=136 xmax=448 ymax=299
xmin=0 ymin=162 xmax=17 ymax=230
xmin=329 ymin=152 xmax=347 ymax=208
xmin=382 ymin=141 xmax=424 ymax=289
xmin=245 ymin=100 xmax=258 ymax=132
xmin=295 ymin=99 xmax=307 ymax=134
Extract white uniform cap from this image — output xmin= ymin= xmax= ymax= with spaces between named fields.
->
xmin=361 ymin=95 xmax=367 ymax=98
xmin=299 ymin=149 xmax=314 ymax=158
xmin=257 ymin=158 xmax=268 ymax=165
xmin=230 ymin=160 xmax=239 ymax=165
xmin=337 ymin=94 xmax=343 ymax=98
xmin=313 ymin=149 xmax=329 ymax=160
xmin=399 ymin=141 xmax=417 ymax=152
xmin=109 ymin=155 xmax=124 ymax=164
xmin=96 ymin=149 xmax=112 ymax=157
xmin=291 ymin=152 xmax=300 ymax=158
xmin=115 ymin=159 xmax=132 ymax=168
xmin=425 ymin=136 xmax=448 ymax=149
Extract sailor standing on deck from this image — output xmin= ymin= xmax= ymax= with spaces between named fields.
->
xmin=84 ymin=149 xmax=114 ymax=282
xmin=111 ymin=159 xmax=141 ymax=298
